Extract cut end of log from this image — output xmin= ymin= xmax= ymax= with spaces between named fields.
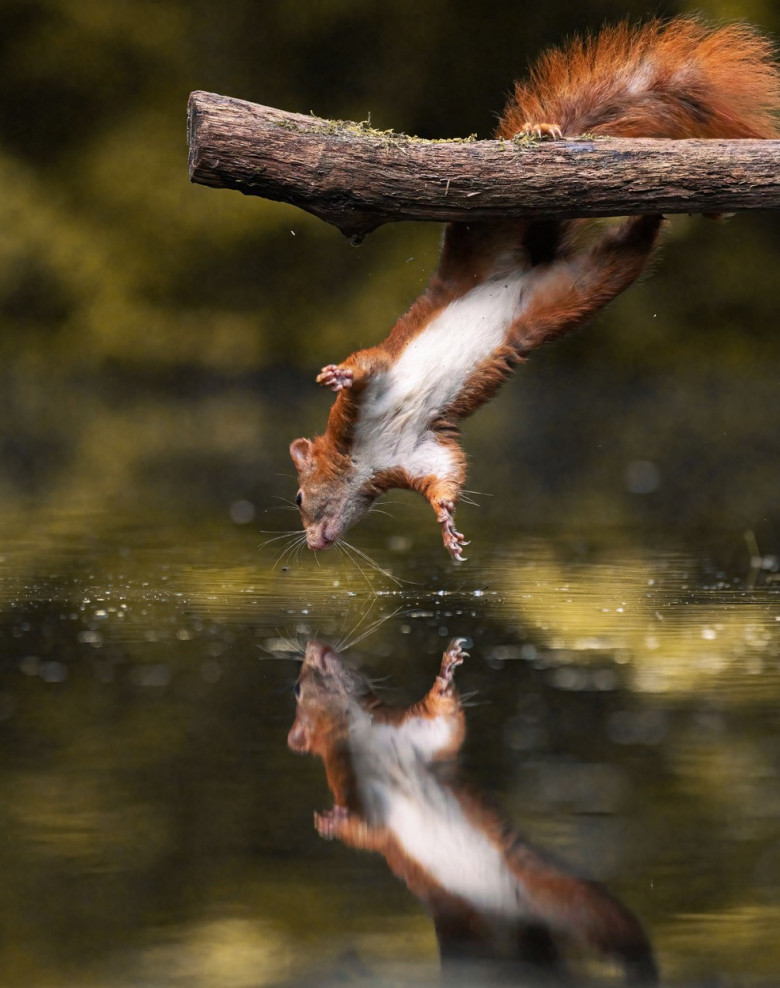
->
xmin=187 ymin=90 xmax=384 ymax=240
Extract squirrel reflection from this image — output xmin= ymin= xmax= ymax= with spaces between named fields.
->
xmin=288 ymin=638 xmax=657 ymax=985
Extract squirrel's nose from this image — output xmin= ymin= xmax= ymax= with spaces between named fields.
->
xmin=307 ymin=531 xmax=335 ymax=551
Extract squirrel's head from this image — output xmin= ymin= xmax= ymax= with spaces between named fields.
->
xmin=289 ymin=436 xmax=376 ymax=550
xmin=287 ymin=640 xmax=376 ymax=753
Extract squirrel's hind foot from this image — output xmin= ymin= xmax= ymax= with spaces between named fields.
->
xmin=517 ymin=121 xmax=564 ymax=140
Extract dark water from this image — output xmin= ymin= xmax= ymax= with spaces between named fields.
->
xmin=1 ymin=498 xmax=778 ymax=987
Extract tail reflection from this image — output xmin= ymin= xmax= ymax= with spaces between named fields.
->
xmin=288 ymin=638 xmax=658 ymax=985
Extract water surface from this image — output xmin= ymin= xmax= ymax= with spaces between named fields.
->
xmin=1 ymin=503 xmax=777 ymax=986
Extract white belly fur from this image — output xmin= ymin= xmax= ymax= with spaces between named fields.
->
xmin=353 ymin=273 xmax=528 ymax=476
xmin=388 ymin=787 xmax=528 ymax=916
xmin=351 ymin=713 xmax=529 ymax=917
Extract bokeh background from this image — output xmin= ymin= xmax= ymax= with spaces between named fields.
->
xmin=1 ymin=1 xmax=779 ymax=986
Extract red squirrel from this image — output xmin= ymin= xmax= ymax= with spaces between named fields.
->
xmin=289 ymin=18 xmax=780 ymax=560
xmin=288 ymin=638 xmax=658 ymax=985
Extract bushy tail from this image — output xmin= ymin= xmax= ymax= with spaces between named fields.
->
xmin=496 ymin=17 xmax=780 ymax=140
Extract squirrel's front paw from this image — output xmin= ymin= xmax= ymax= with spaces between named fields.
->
xmin=436 ymin=499 xmax=469 ymax=562
xmin=314 ymin=805 xmax=349 ymax=840
xmin=316 ymin=364 xmax=354 ymax=392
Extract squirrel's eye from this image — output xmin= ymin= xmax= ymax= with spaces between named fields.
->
xmin=295 ymin=491 xmax=303 ymax=508
xmin=294 ymin=682 xmax=302 ymax=699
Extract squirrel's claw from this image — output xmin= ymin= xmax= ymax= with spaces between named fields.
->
xmin=442 ymin=638 xmax=468 ymax=674
xmin=436 ymin=499 xmax=468 ymax=562
xmin=435 ymin=637 xmax=468 ymax=694
xmin=518 ymin=121 xmax=564 ymax=140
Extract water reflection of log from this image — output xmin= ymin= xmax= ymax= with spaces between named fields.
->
xmin=288 ymin=638 xmax=658 ymax=985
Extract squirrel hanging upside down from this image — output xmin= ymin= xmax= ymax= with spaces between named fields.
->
xmin=290 ymin=18 xmax=780 ymax=560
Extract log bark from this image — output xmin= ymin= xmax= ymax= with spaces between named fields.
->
xmin=187 ymin=90 xmax=780 ymax=240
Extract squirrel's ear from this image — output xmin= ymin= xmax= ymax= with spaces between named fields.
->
xmin=290 ymin=438 xmax=313 ymax=472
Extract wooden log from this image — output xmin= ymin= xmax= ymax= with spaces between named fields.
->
xmin=187 ymin=89 xmax=780 ymax=241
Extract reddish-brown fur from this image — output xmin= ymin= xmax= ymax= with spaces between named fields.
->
xmin=289 ymin=639 xmax=658 ymax=984
xmin=291 ymin=17 xmax=780 ymax=558
xmin=498 ymin=19 xmax=780 ymax=141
